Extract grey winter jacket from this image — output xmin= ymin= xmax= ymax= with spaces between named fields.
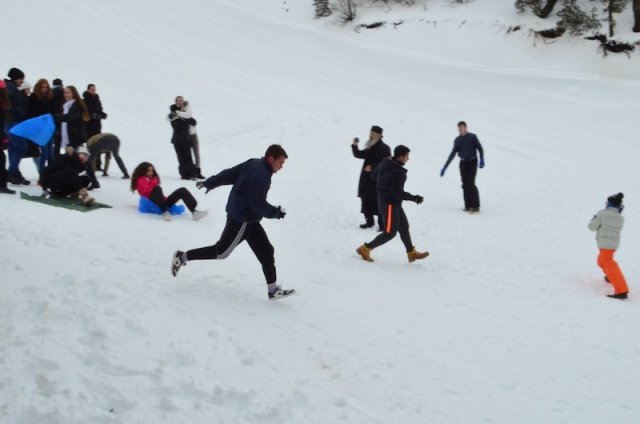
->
xmin=588 ymin=207 xmax=624 ymax=250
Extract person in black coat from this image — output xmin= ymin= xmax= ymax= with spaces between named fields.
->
xmin=41 ymin=145 xmax=99 ymax=198
xmin=54 ymin=86 xmax=89 ymax=149
xmin=356 ymin=145 xmax=429 ymax=263
xmin=167 ymin=96 xmax=197 ymax=180
xmin=83 ymin=84 xmax=107 ymax=138
xmin=4 ymin=67 xmax=30 ymax=185
xmin=351 ymin=125 xmax=391 ymax=230
xmin=83 ymin=84 xmax=108 ymax=170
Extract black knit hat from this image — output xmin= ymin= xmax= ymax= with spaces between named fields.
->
xmin=371 ymin=125 xmax=383 ymax=135
xmin=53 ymin=78 xmax=63 ymax=86
xmin=8 ymin=67 xmax=24 ymax=81
xmin=607 ymin=193 xmax=624 ymax=208
xmin=393 ymin=145 xmax=410 ymax=158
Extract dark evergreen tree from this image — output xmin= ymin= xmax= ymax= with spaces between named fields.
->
xmin=313 ymin=0 xmax=332 ymax=18
xmin=557 ymin=0 xmax=600 ymax=35
xmin=515 ymin=0 xmax=558 ymax=18
xmin=600 ymin=0 xmax=627 ymax=37
xmin=515 ymin=0 xmax=542 ymax=14
xmin=538 ymin=0 xmax=560 ymax=18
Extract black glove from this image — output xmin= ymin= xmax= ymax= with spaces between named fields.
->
xmin=412 ymin=195 xmax=424 ymax=204
xmin=276 ymin=206 xmax=286 ymax=219
xmin=102 ymin=112 xmax=107 ymax=120
xmin=187 ymin=117 xmax=197 ymax=126
xmin=168 ymin=112 xmax=177 ymax=120
xmin=170 ymin=104 xmax=179 ymax=112
xmin=196 ymin=180 xmax=213 ymax=193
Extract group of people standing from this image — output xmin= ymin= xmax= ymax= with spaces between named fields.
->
xmin=350 ymin=123 xmax=628 ymax=300
xmin=1 ymin=67 xmax=120 ymax=197
xmin=351 ymin=122 xmax=483 ymax=263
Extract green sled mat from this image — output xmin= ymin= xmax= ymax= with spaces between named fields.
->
xmin=21 ymin=191 xmax=113 ymax=212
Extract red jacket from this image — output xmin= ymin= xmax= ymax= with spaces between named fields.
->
xmin=136 ymin=176 xmax=160 ymax=198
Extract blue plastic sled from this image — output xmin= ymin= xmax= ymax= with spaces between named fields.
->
xmin=138 ymin=196 xmax=185 ymax=216
xmin=9 ymin=114 xmax=55 ymax=147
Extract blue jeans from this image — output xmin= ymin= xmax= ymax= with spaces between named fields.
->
xmin=38 ymin=137 xmax=55 ymax=175
xmin=4 ymin=122 xmax=27 ymax=177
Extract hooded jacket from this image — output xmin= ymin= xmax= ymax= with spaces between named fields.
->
xmin=371 ymin=157 xmax=415 ymax=206
xmin=589 ymin=207 xmax=624 ymax=250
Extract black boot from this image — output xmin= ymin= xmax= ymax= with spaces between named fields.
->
xmin=359 ymin=214 xmax=374 ymax=229
xmin=196 ymin=168 xmax=205 ymax=179
xmin=607 ymin=292 xmax=628 ymax=300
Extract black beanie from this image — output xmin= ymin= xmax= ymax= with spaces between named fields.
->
xmin=393 ymin=145 xmax=410 ymax=158
xmin=8 ymin=67 xmax=25 ymax=81
xmin=371 ymin=125 xmax=383 ymax=135
xmin=607 ymin=193 xmax=624 ymax=208
xmin=53 ymin=78 xmax=63 ymax=86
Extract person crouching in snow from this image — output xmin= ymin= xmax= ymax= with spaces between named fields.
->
xmin=41 ymin=145 xmax=98 ymax=205
xmin=588 ymin=193 xmax=629 ymax=300
xmin=130 ymin=162 xmax=208 ymax=221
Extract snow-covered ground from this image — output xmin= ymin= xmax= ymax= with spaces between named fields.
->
xmin=1 ymin=1 xmax=639 ymax=423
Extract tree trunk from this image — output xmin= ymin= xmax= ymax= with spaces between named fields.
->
xmin=537 ymin=0 xmax=559 ymax=18
xmin=633 ymin=0 xmax=640 ymax=32
xmin=608 ymin=1 xmax=614 ymax=37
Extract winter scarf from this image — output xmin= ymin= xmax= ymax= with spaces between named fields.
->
xmin=61 ymin=99 xmax=75 ymax=149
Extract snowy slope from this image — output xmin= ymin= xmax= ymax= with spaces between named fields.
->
xmin=1 ymin=1 xmax=639 ymax=423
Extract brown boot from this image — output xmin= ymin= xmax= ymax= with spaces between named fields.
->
xmin=407 ymin=248 xmax=429 ymax=263
xmin=78 ymin=188 xmax=95 ymax=206
xmin=356 ymin=244 xmax=374 ymax=262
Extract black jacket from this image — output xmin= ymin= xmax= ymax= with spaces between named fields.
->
xmin=27 ymin=95 xmax=56 ymax=118
xmin=83 ymin=91 xmax=107 ymax=137
xmin=55 ymin=102 xmax=87 ymax=148
xmin=351 ymin=140 xmax=390 ymax=198
xmin=168 ymin=104 xmax=190 ymax=144
xmin=4 ymin=79 xmax=27 ymax=123
xmin=42 ymin=152 xmax=99 ymax=194
xmin=202 ymin=158 xmax=280 ymax=223
xmin=371 ymin=157 xmax=415 ymax=206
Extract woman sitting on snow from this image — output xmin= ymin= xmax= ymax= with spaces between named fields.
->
xmin=130 ymin=162 xmax=208 ymax=221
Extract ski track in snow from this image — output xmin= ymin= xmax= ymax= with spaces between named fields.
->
xmin=1 ymin=1 xmax=640 ymax=423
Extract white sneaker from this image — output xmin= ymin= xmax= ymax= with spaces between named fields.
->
xmin=192 ymin=210 xmax=208 ymax=221
xmin=171 ymin=250 xmax=185 ymax=277
xmin=162 ymin=211 xmax=172 ymax=221
xmin=268 ymin=285 xmax=296 ymax=301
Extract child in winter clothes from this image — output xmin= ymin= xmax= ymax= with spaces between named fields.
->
xmin=588 ymin=193 xmax=629 ymax=299
xmin=130 ymin=162 xmax=207 ymax=221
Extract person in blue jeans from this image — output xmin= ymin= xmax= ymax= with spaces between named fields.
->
xmin=440 ymin=121 xmax=485 ymax=213
xmin=4 ymin=67 xmax=30 ymax=185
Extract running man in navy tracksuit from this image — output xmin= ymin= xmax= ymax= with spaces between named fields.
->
xmin=170 ymin=144 xmax=295 ymax=301
xmin=440 ymin=121 xmax=485 ymax=213
xmin=356 ymin=145 xmax=429 ymax=263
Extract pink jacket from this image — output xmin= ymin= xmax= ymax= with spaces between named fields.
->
xmin=136 ymin=176 xmax=160 ymax=199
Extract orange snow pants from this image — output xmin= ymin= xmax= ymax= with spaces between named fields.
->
xmin=597 ymin=249 xmax=629 ymax=294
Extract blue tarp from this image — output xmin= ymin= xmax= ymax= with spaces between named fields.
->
xmin=9 ymin=114 xmax=55 ymax=147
